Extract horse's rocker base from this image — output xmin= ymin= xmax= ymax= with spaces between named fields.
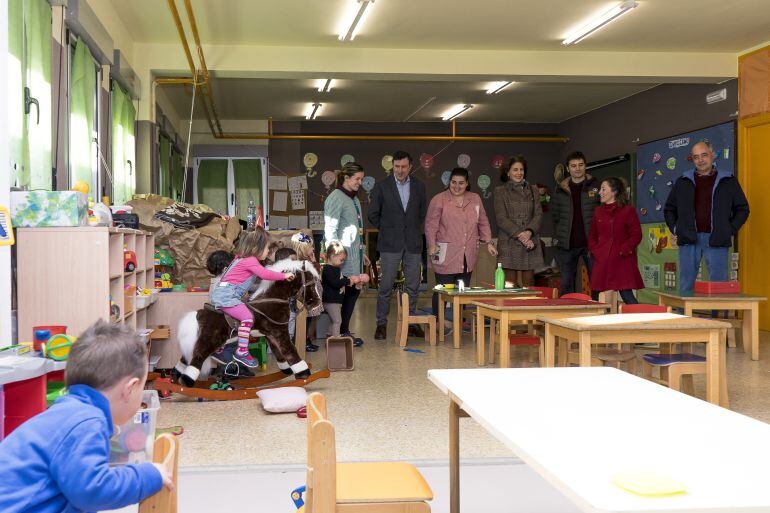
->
xmin=151 ymin=369 xmax=330 ymax=401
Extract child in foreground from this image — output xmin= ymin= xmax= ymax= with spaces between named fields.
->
xmin=0 ymin=320 xmax=172 ymax=513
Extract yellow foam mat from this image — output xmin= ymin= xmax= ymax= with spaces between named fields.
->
xmin=612 ymin=472 xmax=687 ymax=497
xmin=336 ymin=462 xmax=433 ymax=503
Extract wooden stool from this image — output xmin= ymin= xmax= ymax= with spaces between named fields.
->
xmin=396 ymin=292 xmax=436 ymax=348
xmin=139 ymin=434 xmax=178 ymax=513
xmin=641 ymin=353 xmax=706 ymax=396
xmin=593 ymin=348 xmax=638 ymax=374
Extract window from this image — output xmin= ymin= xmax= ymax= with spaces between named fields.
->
xmin=8 ymin=0 xmax=52 ymax=190
xmin=69 ymin=37 xmax=99 ymax=195
xmin=193 ymin=158 xmax=268 ymax=220
xmin=110 ymin=81 xmax=136 ymax=204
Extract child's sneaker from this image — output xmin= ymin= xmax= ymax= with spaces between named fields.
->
xmin=306 ymin=340 xmax=319 ymax=352
xmin=211 ymin=346 xmax=232 ymax=365
xmin=233 ymin=350 xmax=259 ymax=368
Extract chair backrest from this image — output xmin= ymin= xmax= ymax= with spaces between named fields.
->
xmin=526 ymin=286 xmax=558 ymax=299
xmin=619 ymin=304 xmax=671 ymax=314
xmin=306 ymin=392 xmax=336 ymax=513
xmin=560 ymin=292 xmax=592 ymax=301
xmin=139 ymin=434 xmax=178 ymax=513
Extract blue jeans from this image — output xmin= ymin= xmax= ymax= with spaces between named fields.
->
xmin=678 ymin=232 xmax=729 ymax=296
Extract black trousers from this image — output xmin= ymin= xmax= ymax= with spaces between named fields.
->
xmin=555 ymin=247 xmax=591 ymax=296
xmin=340 ymin=285 xmax=361 ymax=335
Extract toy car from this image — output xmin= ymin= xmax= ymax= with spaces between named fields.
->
xmin=124 ymin=250 xmax=137 ymax=272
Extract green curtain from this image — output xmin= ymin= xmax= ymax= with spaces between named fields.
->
xmin=171 ymin=151 xmax=184 ymax=201
xmin=232 ymin=159 xmax=263 ymax=221
xmin=158 ymin=135 xmax=171 ymax=198
xmin=69 ymin=38 xmax=97 ymax=193
xmin=196 ymin=159 xmax=228 ymax=213
xmin=111 ymin=82 xmax=136 ymax=204
xmin=8 ymin=0 xmax=52 ymax=189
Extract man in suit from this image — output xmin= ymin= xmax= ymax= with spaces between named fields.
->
xmin=368 ymin=150 xmax=428 ymax=340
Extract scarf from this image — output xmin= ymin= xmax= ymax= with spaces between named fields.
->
xmin=336 ymin=184 xmax=358 ymax=199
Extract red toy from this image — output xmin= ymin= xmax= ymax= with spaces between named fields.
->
xmin=124 ymin=250 xmax=137 ymax=272
xmin=694 ymin=280 xmax=740 ymax=294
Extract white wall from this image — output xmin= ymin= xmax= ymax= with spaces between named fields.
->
xmin=1 ymin=0 xmax=13 ymax=345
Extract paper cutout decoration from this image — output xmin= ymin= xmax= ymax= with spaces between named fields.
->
xmin=341 ymin=154 xmax=355 ymax=167
xmin=723 ymin=148 xmax=729 ymax=159
xmin=637 ymin=169 xmax=645 ymax=180
xmin=666 ymin=180 xmax=673 ymax=186
xmin=666 ymin=157 xmax=676 ymax=170
xmin=655 ymin=170 xmax=663 ymax=176
xmin=491 ymin=155 xmax=505 ymax=170
xmin=640 ymin=207 xmax=648 ymax=216
xmin=419 ymin=153 xmax=435 ymax=177
xmin=362 ymin=176 xmax=376 ymax=202
xmin=321 ymin=170 xmax=337 ymax=193
xmin=652 ymin=153 xmax=662 ymax=164
xmin=303 ymin=153 xmax=318 ymax=177
xmin=457 ymin=154 xmax=471 ymax=168
xmin=441 ymin=170 xmax=451 ymax=187
xmin=381 ymin=155 xmax=393 ymax=174
xmin=477 ymin=174 xmax=491 ymax=198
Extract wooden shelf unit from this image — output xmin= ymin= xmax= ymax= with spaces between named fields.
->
xmin=17 ymin=227 xmax=156 ymax=340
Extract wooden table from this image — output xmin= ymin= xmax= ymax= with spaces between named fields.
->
xmin=655 ymin=291 xmax=767 ymax=361
xmin=429 ymin=367 xmax=770 ymax=513
xmin=472 ymin=298 xmax=609 ymax=367
xmin=540 ymin=313 xmax=730 ymax=406
xmin=436 ymin=288 xmax=541 ymax=349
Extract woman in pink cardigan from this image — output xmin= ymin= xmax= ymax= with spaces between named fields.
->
xmin=425 ymin=167 xmax=497 ymax=316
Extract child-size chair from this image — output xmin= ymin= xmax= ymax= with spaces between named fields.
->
xmin=304 ymin=392 xmax=433 ymax=513
xmin=396 ymin=292 xmax=436 ymax=348
xmin=139 ymin=434 xmax=179 ymax=513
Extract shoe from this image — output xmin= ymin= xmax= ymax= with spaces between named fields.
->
xmin=232 ymin=350 xmax=259 ymax=368
xmin=211 ymin=346 xmax=232 ymax=365
xmin=374 ymin=325 xmax=387 ymax=340
xmin=343 ymin=333 xmax=364 ymax=347
xmin=306 ymin=341 xmax=319 ymax=352
xmin=408 ymin=325 xmax=425 ymax=338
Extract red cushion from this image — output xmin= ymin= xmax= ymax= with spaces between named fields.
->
xmin=509 ymin=334 xmax=540 ymax=346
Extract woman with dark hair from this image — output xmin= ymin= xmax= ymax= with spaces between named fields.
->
xmin=588 ymin=176 xmax=644 ymax=304
xmin=425 ymin=167 xmax=496 ymax=315
xmin=323 ymin=162 xmax=370 ymax=344
xmin=493 ymin=155 xmax=544 ymax=287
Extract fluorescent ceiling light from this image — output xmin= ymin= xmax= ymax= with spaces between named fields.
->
xmin=562 ymin=0 xmax=638 ymax=46
xmin=338 ymin=0 xmax=375 ymax=42
xmin=316 ymin=79 xmax=336 ymax=93
xmin=305 ymin=103 xmax=323 ymax=120
xmin=486 ymin=81 xmax=514 ymax=94
xmin=442 ymin=104 xmax=474 ymax=121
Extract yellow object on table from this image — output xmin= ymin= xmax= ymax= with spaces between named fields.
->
xmin=612 ymin=471 xmax=686 ymax=497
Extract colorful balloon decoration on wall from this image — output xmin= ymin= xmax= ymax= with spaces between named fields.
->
xmin=491 ymin=154 xmax=506 ymax=170
xmin=457 ymin=153 xmax=471 ymax=169
xmin=321 ymin=171 xmax=337 ymax=199
xmin=381 ymin=154 xmax=393 ymax=175
xmin=477 ymin=174 xmax=492 ymax=198
xmin=303 ymin=152 xmax=318 ymax=177
xmin=341 ymin=154 xmax=355 ymax=167
xmin=441 ymin=170 xmax=451 ymax=188
xmin=362 ymin=176 xmax=376 ymax=202
xmin=419 ymin=153 xmax=435 ymax=177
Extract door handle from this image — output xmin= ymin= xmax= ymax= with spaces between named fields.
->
xmin=231 ymin=193 xmax=235 ymax=205
xmin=24 ymin=87 xmax=40 ymax=125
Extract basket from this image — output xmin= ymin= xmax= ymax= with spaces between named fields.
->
xmin=110 ymin=390 xmax=160 ymax=465
xmin=326 ymin=336 xmax=354 ymax=371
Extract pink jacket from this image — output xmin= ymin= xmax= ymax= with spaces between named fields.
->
xmin=425 ymin=191 xmax=492 ymax=275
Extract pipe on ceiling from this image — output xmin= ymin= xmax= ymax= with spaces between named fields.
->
xmin=161 ymin=2 xmax=569 ymax=143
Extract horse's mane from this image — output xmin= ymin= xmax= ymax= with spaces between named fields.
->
xmin=250 ymin=259 xmax=320 ymax=299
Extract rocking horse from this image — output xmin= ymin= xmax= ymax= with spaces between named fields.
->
xmin=152 ymin=259 xmax=330 ymax=400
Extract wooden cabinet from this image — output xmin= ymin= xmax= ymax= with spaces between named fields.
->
xmin=17 ymin=227 xmax=156 ymax=341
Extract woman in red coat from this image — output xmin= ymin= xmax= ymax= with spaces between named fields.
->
xmin=588 ymin=177 xmax=644 ymax=304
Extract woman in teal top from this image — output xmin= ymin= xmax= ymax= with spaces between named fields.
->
xmin=324 ymin=162 xmax=369 ymax=342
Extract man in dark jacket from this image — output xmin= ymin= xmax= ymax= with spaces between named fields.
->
xmin=368 ymin=150 xmax=428 ymax=340
xmin=664 ymin=140 xmax=749 ymax=295
xmin=550 ymin=151 xmax=601 ymax=295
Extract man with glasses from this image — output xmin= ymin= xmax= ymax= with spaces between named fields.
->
xmin=664 ymin=140 xmax=749 ymax=295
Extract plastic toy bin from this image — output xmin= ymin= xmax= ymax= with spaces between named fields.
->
xmin=326 ymin=336 xmax=354 ymax=371
xmin=109 ymin=390 xmax=160 ymax=466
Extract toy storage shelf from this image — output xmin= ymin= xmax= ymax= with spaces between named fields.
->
xmin=17 ymin=227 xmax=156 ymax=341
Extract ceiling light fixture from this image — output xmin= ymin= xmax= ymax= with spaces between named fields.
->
xmin=562 ymin=0 xmax=638 ymax=46
xmin=305 ymin=103 xmax=323 ymax=120
xmin=486 ymin=81 xmax=514 ymax=94
xmin=317 ymin=79 xmax=336 ymax=93
xmin=442 ymin=104 xmax=474 ymax=121
xmin=338 ymin=0 xmax=375 ymax=42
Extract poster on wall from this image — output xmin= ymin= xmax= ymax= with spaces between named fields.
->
xmin=635 ymin=121 xmax=735 ymax=302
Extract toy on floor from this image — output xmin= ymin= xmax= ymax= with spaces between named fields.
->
xmin=149 ymin=260 xmax=330 ymax=401
xmin=291 ymin=486 xmax=306 ymax=512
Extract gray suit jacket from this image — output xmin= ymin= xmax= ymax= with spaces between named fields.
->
xmin=367 ymin=174 xmax=427 ymax=254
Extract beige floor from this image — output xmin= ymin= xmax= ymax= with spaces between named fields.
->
xmin=157 ymin=296 xmax=770 ymax=467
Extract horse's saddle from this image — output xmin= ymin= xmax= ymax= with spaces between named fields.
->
xmin=204 ymin=303 xmax=265 ymax=338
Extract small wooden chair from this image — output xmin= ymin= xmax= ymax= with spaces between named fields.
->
xmin=139 ymin=434 xmax=179 ymax=513
xmin=396 ymin=292 xmax=436 ymax=348
xmin=305 ymin=392 xmax=433 ymax=513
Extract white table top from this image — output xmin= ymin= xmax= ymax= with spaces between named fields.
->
xmin=536 ymin=313 xmax=731 ymax=331
xmin=428 ymin=367 xmax=770 ymax=513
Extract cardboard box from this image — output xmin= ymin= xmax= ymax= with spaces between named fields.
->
xmin=11 ymin=190 xmax=88 ymax=227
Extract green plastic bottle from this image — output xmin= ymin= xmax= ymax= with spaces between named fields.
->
xmin=495 ymin=263 xmax=505 ymax=290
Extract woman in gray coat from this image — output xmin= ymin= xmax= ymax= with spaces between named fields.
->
xmin=493 ymin=155 xmax=544 ymax=287
xmin=323 ymin=162 xmax=369 ymax=343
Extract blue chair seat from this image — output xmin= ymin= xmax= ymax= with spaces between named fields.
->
xmin=642 ymin=353 xmax=706 ymax=366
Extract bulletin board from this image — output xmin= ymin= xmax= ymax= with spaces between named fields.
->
xmin=635 ymin=121 xmax=735 ymax=303
xmin=267 ymin=173 xmax=309 ymax=230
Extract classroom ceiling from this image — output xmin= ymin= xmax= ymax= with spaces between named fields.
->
xmin=110 ymin=0 xmax=770 ymax=52
xmin=160 ymin=78 xmax=656 ymax=123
